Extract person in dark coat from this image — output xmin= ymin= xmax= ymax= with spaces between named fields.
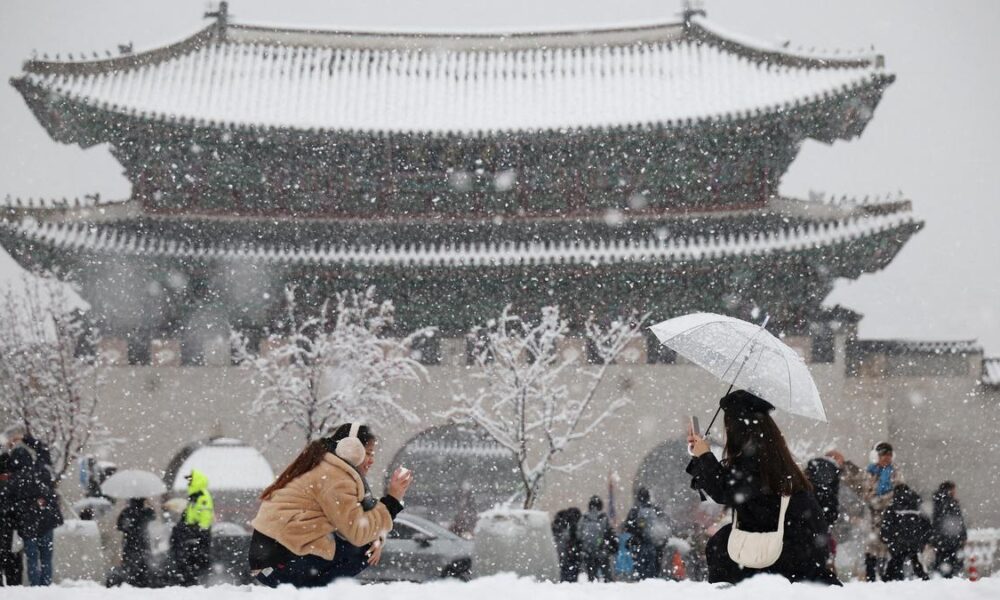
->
xmin=805 ymin=451 xmax=842 ymax=529
xmin=806 ymin=450 xmax=845 ymax=570
xmin=551 ymin=507 xmax=582 ymax=582
xmin=623 ymin=487 xmax=666 ymax=580
xmin=116 ymin=498 xmax=155 ymax=587
xmin=930 ymin=481 xmax=966 ymax=578
xmin=686 ymin=390 xmax=840 ymax=586
xmin=0 ymin=452 xmax=24 ymax=586
xmin=880 ymin=484 xmax=930 ymax=580
xmin=8 ymin=441 xmax=63 ymax=586
xmin=577 ymin=496 xmax=617 ymax=581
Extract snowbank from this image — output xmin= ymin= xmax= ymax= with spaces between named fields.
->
xmin=472 ymin=509 xmax=559 ymax=581
xmin=3 ymin=573 xmax=996 ymax=599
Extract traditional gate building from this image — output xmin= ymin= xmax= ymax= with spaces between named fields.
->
xmin=3 ymin=6 xmax=998 ymax=530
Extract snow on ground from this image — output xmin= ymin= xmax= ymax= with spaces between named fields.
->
xmin=4 ymin=574 xmax=997 ymax=600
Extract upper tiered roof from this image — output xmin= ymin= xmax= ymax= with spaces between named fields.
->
xmin=13 ymin=12 xmax=892 ymax=136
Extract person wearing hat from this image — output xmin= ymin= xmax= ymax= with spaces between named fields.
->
xmin=167 ymin=468 xmax=214 ymax=586
xmin=685 ymin=390 xmax=839 ymax=585
xmin=862 ymin=441 xmax=903 ymax=581
xmin=248 ymin=423 xmax=412 ymax=587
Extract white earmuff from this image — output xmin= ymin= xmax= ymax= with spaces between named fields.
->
xmin=335 ymin=423 xmax=366 ymax=467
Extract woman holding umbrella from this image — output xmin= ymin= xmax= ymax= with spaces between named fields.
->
xmin=686 ymin=390 xmax=839 ymax=585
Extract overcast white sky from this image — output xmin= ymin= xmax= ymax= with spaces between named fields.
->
xmin=1 ymin=0 xmax=998 ymax=356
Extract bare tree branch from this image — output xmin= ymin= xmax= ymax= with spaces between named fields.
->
xmin=232 ymin=285 xmax=431 ymax=443
xmin=441 ymin=305 xmax=645 ymax=509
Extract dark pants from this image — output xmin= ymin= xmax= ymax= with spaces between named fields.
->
xmin=932 ymin=548 xmax=963 ymax=578
xmin=706 ymin=525 xmax=748 ymax=584
xmin=582 ymin=553 xmax=612 ymax=582
xmin=557 ymin=553 xmax=580 ymax=582
xmin=0 ymin=551 xmax=23 ymax=586
xmin=23 ymin=531 xmax=54 ymax=586
xmin=1 ymin=525 xmax=23 ymax=586
xmin=632 ymin=542 xmax=660 ymax=580
xmin=865 ymin=553 xmax=884 ymax=582
xmin=884 ymin=553 xmax=928 ymax=581
xmin=255 ymin=537 xmax=370 ymax=588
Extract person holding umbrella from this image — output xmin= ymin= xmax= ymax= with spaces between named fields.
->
xmin=686 ymin=390 xmax=839 ymax=585
xmin=115 ymin=497 xmax=154 ymax=587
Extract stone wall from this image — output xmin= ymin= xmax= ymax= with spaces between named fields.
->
xmin=80 ymin=335 xmax=1000 ymax=527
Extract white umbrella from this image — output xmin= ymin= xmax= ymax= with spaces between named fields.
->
xmin=101 ymin=469 xmax=167 ymax=499
xmin=649 ymin=312 xmax=826 ymax=432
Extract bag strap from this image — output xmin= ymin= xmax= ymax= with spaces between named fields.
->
xmin=776 ymin=495 xmax=791 ymax=535
xmin=732 ymin=495 xmax=792 ymax=532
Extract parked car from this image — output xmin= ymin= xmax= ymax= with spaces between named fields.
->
xmin=360 ymin=513 xmax=473 ymax=582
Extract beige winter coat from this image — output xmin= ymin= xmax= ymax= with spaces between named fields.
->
xmin=251 ymin=452 xmax=394 ymax=560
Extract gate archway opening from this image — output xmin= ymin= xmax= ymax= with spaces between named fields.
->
xmin=386 ymin=424 xmax=520 ymax=530
xmin=633 ymin=438 xmax=723 ymax=537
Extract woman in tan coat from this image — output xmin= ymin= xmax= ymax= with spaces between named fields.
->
xmin=249 ymin=423 xmax=413 ymax=587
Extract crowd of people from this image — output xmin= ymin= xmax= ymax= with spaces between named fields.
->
xmin=0 ymin=424 xmax=218 ymax=587
xmin=552 ymin=392 xmax=970 ymax=585
xmin=0 ymin=400 xmax=975 ymax=588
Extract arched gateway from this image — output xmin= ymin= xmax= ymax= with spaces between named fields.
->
xmin=385 ymin=424 xmax=520 ymax=526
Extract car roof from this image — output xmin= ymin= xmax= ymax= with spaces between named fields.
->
xmin=395 ymin=512 xmax=464 ymax=541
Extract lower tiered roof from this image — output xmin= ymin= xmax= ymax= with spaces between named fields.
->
xmin=1 ymin=195 xmax=920 ymax=274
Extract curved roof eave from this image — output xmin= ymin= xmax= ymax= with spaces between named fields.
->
xmin=0 ymin=207 xmax=923 ymax=275
xmin=13 ymin=71 xmax=892 ymax=142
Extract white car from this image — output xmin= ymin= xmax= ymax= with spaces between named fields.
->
xmin=360 ymin=513 xmax=473 ymax=583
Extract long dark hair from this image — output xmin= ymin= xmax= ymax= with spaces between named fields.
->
xmin=261 ymin=424 xmax=375 ymax=500
xmin=722 ymin=410 xmax=812 ymax=496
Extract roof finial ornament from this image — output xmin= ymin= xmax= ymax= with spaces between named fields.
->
xmin=682 ymin=0 xmax=707 ymax=23
xmin=205 ymin=1 xmax=230 ymax=36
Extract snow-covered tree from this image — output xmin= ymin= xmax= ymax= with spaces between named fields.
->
xmin=232 ymin=286 xmax=431 ymax=443
xmin=0 ymin=273 xmax=107 ymax=484
xmin=441 ymin=305 xmax=645 ymax=509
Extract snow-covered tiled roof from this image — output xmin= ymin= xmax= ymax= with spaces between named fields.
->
xmin=984 ymin=358 xmax=1000 ymax=387
xmin=855 ymin=339 xmax=983 ymax=356
xmin=15 ymin=17 xmax=890 ymax=135
xmin=1 ymin=194 xmax=118 ymax=210
xmin=0 ymin=207 xmax=919 ymax=269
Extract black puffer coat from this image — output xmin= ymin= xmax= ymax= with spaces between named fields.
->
xmin=8 ymin=445 xmax=63 ymax=540
xmin=805 ymin=457 xmax=841 ymax=527
xmin=931 ymin=490 xmax=967 ymax=553
xmin=117 ymin=499 xmax=155 ymax=586
xmin=687 ymin=452 xmax=839 ymax=586
xmin=881 ymin=486 xmax=931 ymax=557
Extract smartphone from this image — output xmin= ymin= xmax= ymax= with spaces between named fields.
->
xmin=690 ymin=415 xmax=701 ymax=437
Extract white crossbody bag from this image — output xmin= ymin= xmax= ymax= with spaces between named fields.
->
xmin=727 ymin=495 xmax=790 ymax=569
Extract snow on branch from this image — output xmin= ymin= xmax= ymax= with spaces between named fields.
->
xmin=0 ymin=272 xmax=109 ymax=484
xmin=232 ymin=286 xmax=432 ymax=443
xmin=441 ymin=305 xmax=646 ymax=509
